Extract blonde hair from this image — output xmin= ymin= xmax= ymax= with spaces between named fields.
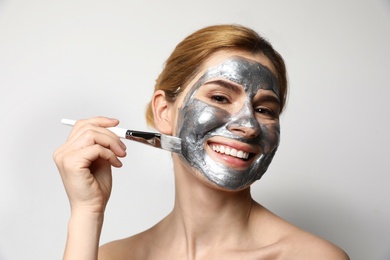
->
xmin=145 ymin=24 xmax=287 ymax=128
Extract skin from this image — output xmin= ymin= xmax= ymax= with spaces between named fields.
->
xmin=54 ymin=50 xmax=349 ymax=260
xmin=176 ymin=56 xmax=280 ymax=190
xmin=53 ymin=117 xmax=126 ymax=260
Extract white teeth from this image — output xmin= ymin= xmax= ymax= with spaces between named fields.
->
xmin=211 ymin=145 xmax=250 ymax=160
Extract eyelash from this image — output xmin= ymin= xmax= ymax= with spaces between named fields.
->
xmin=210 ymin=94 xmax=230 ymax=104
xmin=208 ymin=92 xmax=278 ymax=118
xmin=255 ymin=107 xmax=276 ymax=117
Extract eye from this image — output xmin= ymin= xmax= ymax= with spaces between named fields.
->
xmin=255 ymin=107 xmax=276 ymax=117
xmin=210 ymin=94 xmax=230 ymax=104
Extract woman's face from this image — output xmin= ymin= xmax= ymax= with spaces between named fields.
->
xmin=173 ymin=50 xmax=281 ymax=190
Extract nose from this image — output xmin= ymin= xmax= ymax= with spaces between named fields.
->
xmin=227 ymin=106 xmax=260 ymax=138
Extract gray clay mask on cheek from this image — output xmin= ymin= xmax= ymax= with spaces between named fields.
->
xmin=176 ymin=56 xmax=281 ymax=190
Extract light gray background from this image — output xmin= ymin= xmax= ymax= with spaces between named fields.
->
xmin=1 ymin=0 xmax=389 ymax=259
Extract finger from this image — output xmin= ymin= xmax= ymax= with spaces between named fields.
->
xmin=67 ymin=117 xmax=120 ymax=141
xmin=67 ymin=129 xmax=127 ymax=157
xmin=83 ymin=144 xmax=123 ymax=168
xmin=60 ymin=144 xmax=123 ymax=173
xmin=65 ymin=118 xmax=125 ymax=146
xmin=78 ymin=116 xmax=119 ymax=128
xmin=69 ymin=125 xmax=126 ymax=152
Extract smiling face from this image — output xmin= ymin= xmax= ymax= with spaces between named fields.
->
xmin=174 ymin=52 xmax=281 ymax=190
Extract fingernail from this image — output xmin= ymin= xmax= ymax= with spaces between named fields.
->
xmin=120 ymin=141 xmax=127 ymax=150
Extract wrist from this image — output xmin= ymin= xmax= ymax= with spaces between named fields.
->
xmin=63 ymin=209 xmax=105 ymax=260
xmin=70 ymin=202 xmax=107 ymax=216
xmin=69 ymin=207 xmax=105 ymax=225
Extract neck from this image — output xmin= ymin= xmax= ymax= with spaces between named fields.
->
xmin=164 ymin=155 xmax=255 ymax=256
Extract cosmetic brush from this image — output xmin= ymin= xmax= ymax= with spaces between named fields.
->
xmin=61 ymin=119 xmax=182 ymax=154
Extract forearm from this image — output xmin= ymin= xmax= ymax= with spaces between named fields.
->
xmin=63 ymin=210 xmax=104 ymax=260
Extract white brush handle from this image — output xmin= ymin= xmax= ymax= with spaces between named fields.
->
xmin=61 ymin=118 xmax=127 ymax=139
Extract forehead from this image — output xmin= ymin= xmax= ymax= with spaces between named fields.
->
xmin=202 ymin=56 xmax=278 ymax=94
xmin=183 ymin=54 xmax=279 ymax=102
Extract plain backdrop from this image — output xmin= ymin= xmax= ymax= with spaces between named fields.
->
xmin=1 ymin=0 xmax=389 ymax=259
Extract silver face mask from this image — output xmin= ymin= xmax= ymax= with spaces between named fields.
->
xmin=176 ymin=56 xmax=280 ymax=190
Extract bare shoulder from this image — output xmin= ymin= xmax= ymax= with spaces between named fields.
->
xmin=98 ymin=232 xmax=149 ymax=260
xmin=251 ymin=203 xmax=349 ymax=259
xmin=283 ymin=230 xmax=350 ymax=260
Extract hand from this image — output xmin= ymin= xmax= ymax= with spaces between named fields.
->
xmin=53 ymin=116 xmax=127 ymax=214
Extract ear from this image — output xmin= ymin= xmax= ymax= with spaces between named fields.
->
xmin=152 ymin=90 xmax=174 ymax=135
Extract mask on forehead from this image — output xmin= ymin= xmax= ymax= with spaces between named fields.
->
xmin=176 ymin=56 xmax=280 ymax=190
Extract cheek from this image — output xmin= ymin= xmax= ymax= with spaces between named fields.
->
xmin=260 ymin=122 xmax=280 ymax=152
xmin=178 ymin=99 xmax=230 ymax=137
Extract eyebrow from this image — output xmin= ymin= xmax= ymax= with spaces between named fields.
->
xmin=256 ymin=91 xmax=280 ymax=105
xmin=203 ymin=79 xmax=242 ymax=93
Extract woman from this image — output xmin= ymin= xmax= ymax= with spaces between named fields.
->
xmin=54 ymin=24 xmax=349 ymax=259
